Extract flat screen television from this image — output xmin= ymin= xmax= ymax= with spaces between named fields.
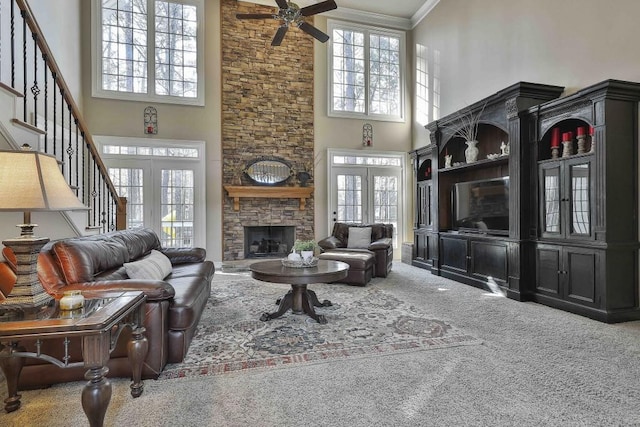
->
xmin=452 ymin=177 xmax=509 ymax=235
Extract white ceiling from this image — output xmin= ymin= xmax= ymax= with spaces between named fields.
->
xmin=336 ymin=0 xmax=430 ymax=19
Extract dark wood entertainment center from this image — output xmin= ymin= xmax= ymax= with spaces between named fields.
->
xmin=410 ymin=80 xmax=640 ymax=323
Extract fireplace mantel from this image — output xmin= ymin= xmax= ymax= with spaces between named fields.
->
xmin=224 ymin=185 xmax=314 ymax=211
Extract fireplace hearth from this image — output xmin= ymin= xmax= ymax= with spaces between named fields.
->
xmin=244 ymin=226 xmax=295 ymax=258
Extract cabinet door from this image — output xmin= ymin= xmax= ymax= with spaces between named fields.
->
xmin=567 ymin=160 xmax=592 ymax=239
xmin=539 ymin=163 xmax=562 ymax=238
xmin=564 ymin=247 xmax=597 ymax=305
xmin=539 ymin=158 xmax=593 ymax=240
xmin=417 ymin=181 xmax=433 ymax=228
xmin=535 ymin=244 xmax=561 ymax=295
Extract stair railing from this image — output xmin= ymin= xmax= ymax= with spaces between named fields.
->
xmin=1 ymin=0 xmax=126 ymax=233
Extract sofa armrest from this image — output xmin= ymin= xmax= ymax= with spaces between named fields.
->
xmin=57 ymin=280 xmax=175 ymax=302
xmin=318 ymin=236 xmax=345 ymax=251
xmin=161 ymin=247 xmax=207 ymax=264
xmin=368 ymin=238 xmax=392 ymax=251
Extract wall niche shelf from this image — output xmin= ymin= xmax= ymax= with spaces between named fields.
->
xmin=224 ymin=185 xmax=314 ymax=211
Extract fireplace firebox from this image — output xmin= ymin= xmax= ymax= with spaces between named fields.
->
xmin=244 ymin=226 xmax=295 ymax=258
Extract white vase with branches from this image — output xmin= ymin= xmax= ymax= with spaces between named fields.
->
xmin=453 ymin=103 xmax=486 ymax=164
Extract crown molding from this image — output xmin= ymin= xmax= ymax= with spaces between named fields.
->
xmin=411 ymin=0 xmax=441 ymax=28
xmin=324 ymin=8 xmax=410 ymax=30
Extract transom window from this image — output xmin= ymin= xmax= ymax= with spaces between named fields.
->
xmin=92 ymin=0 xmax=204 ymax=105
xmin=328 ymin=20 xmax=405 ymax=122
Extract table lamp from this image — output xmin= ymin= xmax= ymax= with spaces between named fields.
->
xmin=0 ymin=147 xmax=88 ymax=310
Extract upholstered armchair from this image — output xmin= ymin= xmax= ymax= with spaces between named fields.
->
xmin=317 ymin=222 xmax=393 ymax=277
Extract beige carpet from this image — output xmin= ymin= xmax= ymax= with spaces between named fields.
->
xmin=2 ymin=262 xmax=640 ymax=426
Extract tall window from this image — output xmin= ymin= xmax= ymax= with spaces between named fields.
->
xmin=92 ymin=0 xmax=204 ymax=105
xmin=416 ymin=44 xmax=429 ymax=126
xmin=328 ymin=20 xmax=405 ymax=122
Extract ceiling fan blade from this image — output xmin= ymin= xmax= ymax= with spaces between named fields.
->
xmin=236 ymin=13 xmax=276 ymax=19
xmin=271 ymin=25 xmax=289 ymax=46
xmin=300 ymin=0 xmax=337 ymax=17
xmin=298 ymin=22 xmax=330 ymax=43
xmin=275 ymin=0 xmax=289 ymax=9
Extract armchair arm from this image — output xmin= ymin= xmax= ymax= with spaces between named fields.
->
xmin=368 ymin=238 xmax=392 ymax=251
xmin=56 ymin=280 xmax=175 ymax=302
xmin=161 ymin=247 xmax=207 ymax=264
xmin=317 ymin=236 xmax=345 ymax=251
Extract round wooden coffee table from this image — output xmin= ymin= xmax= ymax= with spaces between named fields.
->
xmin=250 ymin=259 xmax=349 ymax=324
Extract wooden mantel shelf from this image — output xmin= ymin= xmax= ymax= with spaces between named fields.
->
xmin=224 ymin=185 xmax=314 ymax=211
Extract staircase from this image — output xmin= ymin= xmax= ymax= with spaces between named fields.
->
xmin=0 ymin=0 xmax=125 ymax=242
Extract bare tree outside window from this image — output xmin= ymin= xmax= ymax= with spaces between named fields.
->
xmin=98 ymin=0 xmax=201 ymax=102
xmin=329 ymin=21 xmax=404 ymax=120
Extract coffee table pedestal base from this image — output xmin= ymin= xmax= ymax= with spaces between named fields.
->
xmin=261 ymin=284 xmax=332 ymax=324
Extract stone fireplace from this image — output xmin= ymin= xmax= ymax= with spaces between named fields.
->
xmin=221 ymin=0 xmax=315 ymax=261
xmin=244 ymin=226 xmax=295 ymax=258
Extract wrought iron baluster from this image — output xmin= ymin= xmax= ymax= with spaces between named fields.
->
xmin=82 ymin=132 xmax=87 ymax=205
xmin=66 ymin=104 xmax=72 ymax=185
xmin=74 ymin=118 xmax=79 ymax=190
xmin=52 ymin=72 xmax=57 ymax=156
xmin=31 ymin=30 xmax=39 ymax=127
xmin=10 ymin=0 xmax=15 ymax=87
xmin=21 ymin=9 xmax=26 ymax=121
xmin=59 ymin=87 xmax=64 ymax=171
xmin=43 ymin=53 xmax=48 ymax=151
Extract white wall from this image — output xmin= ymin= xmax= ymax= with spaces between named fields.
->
xmin=29 ymin=0 xmax=83 ymax=107
xmin=313 ymin=16 xmax=414 ymax=241
xmin=411 ymin=0 xmax=640 ymax=149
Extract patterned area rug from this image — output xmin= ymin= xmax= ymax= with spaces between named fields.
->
xmin=158 ymin=271 xmax=482 ymax=379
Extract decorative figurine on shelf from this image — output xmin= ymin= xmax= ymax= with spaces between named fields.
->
xmin=589 ymin=126 xmax=596 ymax=153
xmin=576 ymin=126 xmax=587 ymax=154
xmin=500 ymin=141 xmax=510 ymax=156
xmin=445 ymin=154 xmax=452 ymax=168
xmin=561 ymin=131 xmax=574 ymax=158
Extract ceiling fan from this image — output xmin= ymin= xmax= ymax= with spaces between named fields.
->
xmin=236 ymin=0 xmax=337 ymax=46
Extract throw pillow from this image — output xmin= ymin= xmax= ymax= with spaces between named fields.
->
xmin=124 ymin=249 xmax=172 ymax=281
xmin=347 ymin=227 xmax=372 ymax=249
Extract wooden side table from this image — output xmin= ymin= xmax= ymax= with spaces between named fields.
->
xmin=0 ymin=291 xmax=148 ymax=427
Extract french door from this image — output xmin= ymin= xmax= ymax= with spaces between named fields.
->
xmin=100 ymin=137 xmax=205 ymax=248
xmin=328 ymin=150 xmax=404 ymax=249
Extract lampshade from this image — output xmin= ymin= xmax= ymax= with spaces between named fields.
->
xmin=0 ymin=150 xmax=87 ymax=212
xmin=0 ymin=149 xmax=88 ymax=310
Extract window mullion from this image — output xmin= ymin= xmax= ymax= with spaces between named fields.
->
xmin=364 ymin=29 xmax=370 ymax=117
xmin=148 ymin=0 xmax=156 ymax=97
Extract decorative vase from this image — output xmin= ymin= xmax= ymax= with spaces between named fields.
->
xmin=465 ymin=140 xmax=479 ymax=163
xmin=301 ymin=250 xmax=314 ymax=261
xmin=445 ymin=155 xmax=452 ymax=168
xmin=297 ymin=171 xmax=311 ymax=187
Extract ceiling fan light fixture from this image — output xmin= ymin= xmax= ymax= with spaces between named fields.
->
xmin=236 ymin=0 xmax=337 ymax=46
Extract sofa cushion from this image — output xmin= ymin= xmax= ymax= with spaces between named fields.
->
xmin=347 ymin=227 xmax=372 ymax=249
xmin=124 ymin=250 xmax=173 ymax=280
xmin=167 ymin=275 xmax=211 ymax=330
xmin=52 ymin=239 xmax=130 ymax=284
xmin=111 ymin=228 xmax=161 ymax=261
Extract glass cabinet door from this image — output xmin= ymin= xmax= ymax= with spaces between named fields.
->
xmin=540 ymin=164 xmax=561 ymax=236
xmin=569 ymin=162 xmax=591 ymax=236
xmin=418 ymin=181 xmax=432 ymax=228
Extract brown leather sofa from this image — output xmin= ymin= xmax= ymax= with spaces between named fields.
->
xmin=1 ymin=228 xmax=214 ymax=389
xmin=318 ymin=223 xmax=393 ymax=278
